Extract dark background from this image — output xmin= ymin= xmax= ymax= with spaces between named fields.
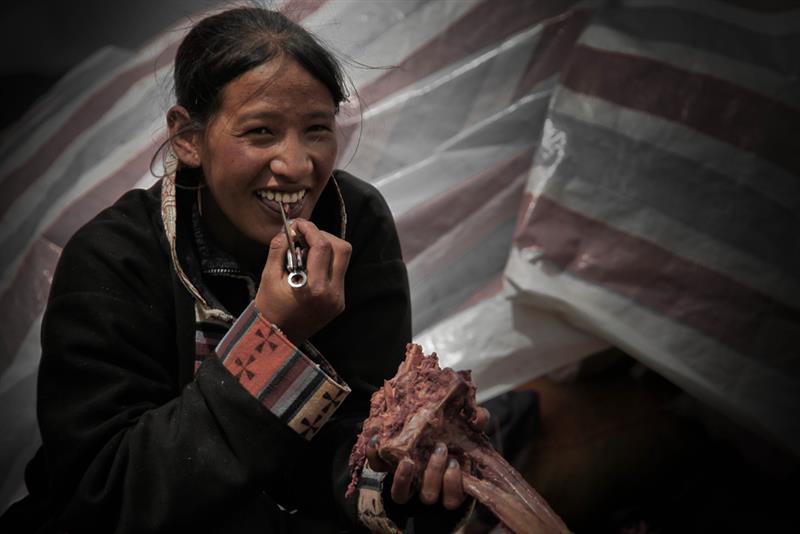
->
xmin=0 ymin=0 xmax=220 ymax=133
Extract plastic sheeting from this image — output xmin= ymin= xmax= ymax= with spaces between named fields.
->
xmin=422 ymin=0 xmax=800 ymax=455
xmin=1 ymin=0 xmax=799 ymax=513
xmin=504 ymin=2 xmax=800 ymax=456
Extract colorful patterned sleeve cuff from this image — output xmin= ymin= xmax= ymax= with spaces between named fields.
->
xmin=214 ymin=301 xmax=351 ymax=440
xmin=356 ymin=463 xmax=476 ymax=533
xmin=357 ymin=464 xmax=403 ymax=534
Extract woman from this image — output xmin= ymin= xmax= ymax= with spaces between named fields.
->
xmin=1 ymin=8 xmax=473 ymax=533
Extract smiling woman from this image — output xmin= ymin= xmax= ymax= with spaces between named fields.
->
xmin=0 ymin=7 xmax=471 ymax=534
xmin=175 ymin=59 xmax=339 ymax=269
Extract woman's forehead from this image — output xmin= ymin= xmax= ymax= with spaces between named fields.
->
xmin=219 ymin=58 xmax=335 ymax=115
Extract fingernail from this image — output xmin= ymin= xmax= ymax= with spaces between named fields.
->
xmin=435 ymin=443 xmax=446 ymax=455
xmin=448 ymin=458 xmax=459 ymax=469
xmin=369 ymin=434 xmax=379 ymax=446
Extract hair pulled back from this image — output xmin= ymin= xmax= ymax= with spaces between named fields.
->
xmin=174 ymin=7 xmax=348 ymax=130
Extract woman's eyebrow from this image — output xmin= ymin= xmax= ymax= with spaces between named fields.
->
xmin=239 ymin=110 xmax=335 ymax=122
xmin=238 ymin=111 xmax=281 ymax=122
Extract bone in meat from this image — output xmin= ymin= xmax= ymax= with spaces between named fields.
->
xmin=347 ymin=344 xmax=570 ymax=534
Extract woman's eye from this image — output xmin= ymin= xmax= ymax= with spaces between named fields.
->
xmin=247 ymin=127 xmax=273 ymax=136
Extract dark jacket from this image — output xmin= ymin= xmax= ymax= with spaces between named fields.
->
xmin=1 ymin=171 xmax=452 ymax=533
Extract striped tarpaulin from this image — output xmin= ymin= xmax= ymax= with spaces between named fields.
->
xmin=504 ymin=0 xmax=800 ymax=456
xmin=2 ymin=0 xmax=797 ymax=512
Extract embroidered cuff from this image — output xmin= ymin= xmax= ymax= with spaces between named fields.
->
xmin=215 ymin=301 xmax=350 ymax=440
xmin=357 ymin=464 xmax=403 ymax=534
xmin=356 ymin=463 xmax=477 ymax=533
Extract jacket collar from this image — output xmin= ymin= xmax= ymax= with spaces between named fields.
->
xmin=160 ymin=164 xmax=234 ymax=322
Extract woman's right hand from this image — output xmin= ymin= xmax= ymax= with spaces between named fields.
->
xmin=254 ymin=219 xmax=352 ymax=344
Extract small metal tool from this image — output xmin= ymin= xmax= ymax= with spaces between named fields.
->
xmin=279 ymin=201 xmax=307 ymax=288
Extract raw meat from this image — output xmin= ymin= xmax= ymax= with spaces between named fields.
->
xmin=348 ymin=344 xmax=570 ymax=534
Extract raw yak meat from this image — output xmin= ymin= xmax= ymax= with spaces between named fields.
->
xmin=348 ymin=344 xmax=570 ymax=534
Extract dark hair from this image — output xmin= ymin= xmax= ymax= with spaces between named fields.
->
xmin=174 ymin=7 xmax=348 ymax=129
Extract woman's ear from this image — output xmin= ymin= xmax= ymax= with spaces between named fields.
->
xmin=167 ymin=105 xmax=203 ymax=168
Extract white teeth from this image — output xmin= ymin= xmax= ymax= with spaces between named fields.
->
xmin=257 ymin=190 xmax=307 ymax=203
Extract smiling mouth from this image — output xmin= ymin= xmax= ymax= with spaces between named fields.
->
xmin=255 ymin=188 xmax=307 ymax=218
xmin=255 ymin=189 xmax=306 ymax=203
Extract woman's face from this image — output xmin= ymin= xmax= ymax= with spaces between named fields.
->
xmin=198 ymin=57 xmax=338 ymax=250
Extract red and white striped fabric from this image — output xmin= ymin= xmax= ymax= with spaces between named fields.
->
xmin=504 ymin=0 xmax=800 ymax=456
xmin=2 ymin=0 xmax=798 ymax=512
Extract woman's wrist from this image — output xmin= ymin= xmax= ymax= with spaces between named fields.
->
xmin=253 ymin=297 xmax=304 ymax=345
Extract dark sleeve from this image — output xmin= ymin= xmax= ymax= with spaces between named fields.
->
xmin=36 ymin=196 xmax=317 ymax=533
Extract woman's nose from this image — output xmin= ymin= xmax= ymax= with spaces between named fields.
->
xmin=269 ymin=137 xmax=313 ymax=179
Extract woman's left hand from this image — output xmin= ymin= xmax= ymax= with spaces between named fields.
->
xmin=365 ymin=407 xmax=490 ymax=510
